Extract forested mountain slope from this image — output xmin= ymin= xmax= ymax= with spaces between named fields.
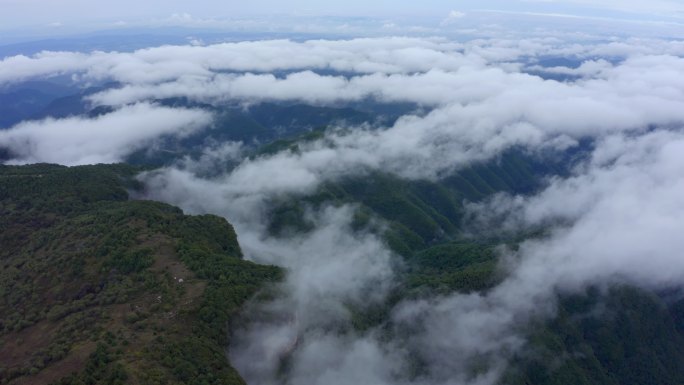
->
xmin=0 ymin=164 xmax=281 ymax=385
xmin=2 ymin=159 xmax=684 ymax=385
xmin=249 ymin=134 xmax=684 ymax=385
xmin=258 ymin=132 xmax=573 ymax=257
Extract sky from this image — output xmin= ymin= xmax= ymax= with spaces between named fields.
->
xmin=2 ymin=0 xmax=684 ymax=36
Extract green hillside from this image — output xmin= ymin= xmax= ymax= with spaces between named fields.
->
xmin=249 ymin=135 xmax=684 ymax=385
xmin=505 ymin=286 xmax=684 ymax=385
xmin=0 ymin=164 xmax=281 ymax=385
xmin=2 ymin=142 xmax=683 ymax=385
xmin=263 ymin=147 xmax=562 ymax=256
xmin=125 ymin=102 xmax=379 ymax=167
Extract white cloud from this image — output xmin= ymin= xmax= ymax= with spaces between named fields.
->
xmin=0 ymin=103 xmax=211 ymax=165
xmin=418 ymin=129 xmax=684 ymax=383
xmin=124 ymin=36 xmax=684 ymax=385
xmin=4 ymin=34 xmax=684 ymax=385
xmin=0 ymin=38 xmax=669 ymax=183
xmin=441 ymin=10 xmax=466 ymax=26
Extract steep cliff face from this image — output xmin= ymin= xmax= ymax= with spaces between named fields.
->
xmin=0 ymin=164 xmax=281 ymax=385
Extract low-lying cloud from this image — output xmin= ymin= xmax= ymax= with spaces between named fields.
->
xmin=138 ymin=128 xmax=684 ymax=385
xmin=4 ymin=38 xmax=684 ymax=177
xmin=398 ymin=129 xmax=684 ymax=384
xmin=0 ymin=103 xmax=211 ymax=165
xmin=3 ymin=33 xmax=684 ymax=385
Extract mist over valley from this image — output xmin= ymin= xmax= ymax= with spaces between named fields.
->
xmin=3 ymin=4 xmax=684 ymax=385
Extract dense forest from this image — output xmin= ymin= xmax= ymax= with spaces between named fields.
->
xmin=0 ymin=164 xmax=281 ymax=384
xmin=249 ymin=131 xmax=684 ymax=385
xmin=0 ymin=62 xmax=684 ymax=385
xmin=3 ymin=153 xmax=684 ymax=384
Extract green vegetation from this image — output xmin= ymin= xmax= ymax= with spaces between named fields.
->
xmin=126 ymin=102 xmax=376 ymax=167
xmin=404 ymin=242 xmax=501 ymax=293
xmin=256 ymin=141 xmax=562 ymax=258
xmin=2 ymin=133 xmax=683 ymax=385
xmin=0 ymin=164 xmax=281 ymax=385
xmin=249 ymin=132 xmax=684 ymax=385
xmin=505 ymin=286 xmax=684 ymax=385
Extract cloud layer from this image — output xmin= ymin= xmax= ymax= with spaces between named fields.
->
xmin=4 ymin=34 xmax=684 ymax=385
xmin=4 ymin=37 xmax=684 ymax=173
xmin=0 ymin=103 xmax=211 ymax=165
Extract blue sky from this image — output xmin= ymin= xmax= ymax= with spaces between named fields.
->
xmin=2 ymin=0 xmax=684 ymax=38
xmin=3 ymin=0 xmax=684 ymax=24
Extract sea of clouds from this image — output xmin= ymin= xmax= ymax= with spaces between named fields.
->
xmin=2 ymin=32 xmax=684 ymax=384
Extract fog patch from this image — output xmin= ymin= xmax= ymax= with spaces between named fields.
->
xmin=0 ymin=103 xmax=211 ymax=165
